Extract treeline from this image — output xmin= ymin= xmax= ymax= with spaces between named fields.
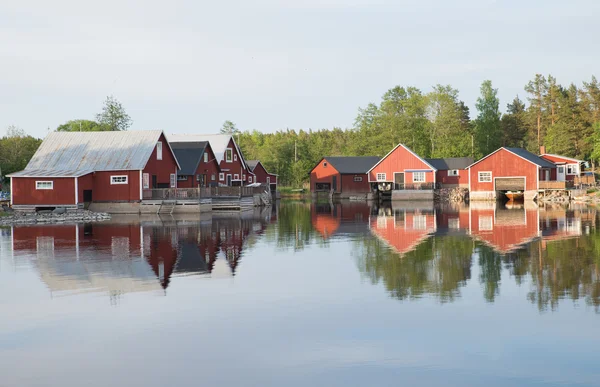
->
xmin=0 ymin=127 xmax=42 ymax=182
xmin=238 ymin=74 xmax=600 ymax=187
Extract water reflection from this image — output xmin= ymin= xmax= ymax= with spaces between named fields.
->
xmin=5 ymin=207 xmax=276 ymax=300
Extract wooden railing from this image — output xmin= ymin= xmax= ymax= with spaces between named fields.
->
xmin=538 ymin=181 xmax=574 ymax=190
xmin=142 ymin=185 xmax=269 ymax=200
xmin=394 ymin=182 xmax=440 ymax=190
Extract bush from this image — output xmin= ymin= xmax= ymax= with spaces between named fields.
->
xmin=587 ymin=188 xmax=597 ymax=194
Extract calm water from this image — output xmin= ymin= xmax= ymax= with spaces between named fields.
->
xmin=1 ymin=201 xmax=599 ymax=386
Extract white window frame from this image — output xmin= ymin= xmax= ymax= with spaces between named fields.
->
xmin=177 ymin=175 xmax=188 ymax=181
xmin=219 ymin=173 xmax=224 ymax=181
xmin=376 ymin=173 xmax=387 ymax=182
xmin=170 ymin=173 xmax=176 ymax=188
xmin=479 ymin=216 xmax=493 ymax=231
xmin=354 ymin=176 xmax=363 ymax=182
xmin=203 ymin=153 xmax=208 ymax=163
xmin=413 ymin=172 xmax=426 ymax=183
xmin=448 ymin=170 xmax=459 ymax=177
xmin=413 ymin=215 xmax=427 ymax=230
xmin=111 ymin=175 xmax=128 ymax=185
xmin=558 ymin=166 xmax=565 ymax=174
xmin=211 ymin=174 xmax=216 ymax=181
xmin=157 ymin=142 xmax=163 ymax=160
xmin=225 ymin=148 xmax=233 ymax=163
xmin=248 ymin=176 xmax=253 ymax=183
xmin=478 ymin=171 xmax=492 ymax=183
xmin=142 ymin=173 xmax=149 ymax=189
xmin=267 ymin=176 xmax=271 ymax=184
xmin=36 ymin=181 xmax=54 ymax=190
xmin=566 ymin=164 xmax=578 ymax=175
xmin=243 ymin=174 xmax=246 ymax=181
xmin=234 ymin=174 xmax=239 ymax=180
xmin=323 ymin=162 xmax=328 ymax=167
xmin=234 ymin=154 xmax=238 ymax=162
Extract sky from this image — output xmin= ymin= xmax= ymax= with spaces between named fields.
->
xmin=0 ymin=0 xmax=598 ymax=138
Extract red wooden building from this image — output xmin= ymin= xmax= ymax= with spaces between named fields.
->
xmin=467 ymin=147 xmax=557 ymax=201
xmin=246 ymin=160 xmax=277 ymax=192
xmin=170 ymin=134 xmax=248 ymax=186
xmin=425 ymin=157 xmax=473 ymax=188
xmin=540 ymin=153 xmax=583 ymax=182
xmin=367 ymin=144 xmax=437 ymax=191
xmin=8 ymin=131 xmax=180 ymax=210
xmin=369 ymin=208 xmax=437 ymax=256
xmin=310 ymin=156 xmax=380 ymax=198
xmin=171 ymin=141 xmax=220 ymax=188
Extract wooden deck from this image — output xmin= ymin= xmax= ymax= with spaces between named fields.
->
xmin=538 ymin=181 xmax=574 ymax=190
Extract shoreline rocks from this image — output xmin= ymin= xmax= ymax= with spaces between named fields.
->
xmin=0 ymin=210 xmax=111 ymax=225
xmin=435 ymin=188 xmax=469 ymax=203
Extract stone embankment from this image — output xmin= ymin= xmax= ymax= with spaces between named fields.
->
xmin=0 ymin=210 xmax=111 ymax=225
xmin=435 ymin=188 xmax=469 ymax=203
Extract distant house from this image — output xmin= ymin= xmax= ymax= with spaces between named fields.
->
xmin=8 ymin=130 xmax=179 ymax=210
xmin=367 ymin=144 xmax=437 ymax=191
xmin=468 ymin=147 xmax=557 ymax=201
xmin=246 ymin=160 xmax=277 ymax=192
xmin=170 ymin=134 xmax=248 ymax=186
xmin=171 ymin=141 xmax=220 ymax=188
xmin=310 ymin=156 xmax=380 ymax=198
xmin=425 ymin=157 xmax=473 ymax=188
xmin=540 ymin=154 xmax=584 ymax=181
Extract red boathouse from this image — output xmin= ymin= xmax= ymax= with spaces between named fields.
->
xmin=246 ymin=160 xmax=278 ymax=193
xmin=540 ymin=153 xmax=583 ymax=182
xmin=8 ymin=130 xmax=180 ymax=210
xmin=171 ymin=141 xmax=220 ymax=188
xmin=309 ymin=156 xmax=380 ymax=199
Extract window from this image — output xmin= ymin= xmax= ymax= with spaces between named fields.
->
xmin=448 ymin=218 xmax=460 ymax=229
xmin=376 ymin=173 xmax=387 ymax=181
xmin=177 ymin=175 xmax=188 ymax=181
xmin=234 ymin=174 xmax=239 ymax=180
xmin=567 ymin=164 xmax=578 ymax=175
xmin=204 ymin=153 xmax=208 ymax=163
xmin=448 ymin=170 xmax=459 ymax=176
xmin=170 ymin=174 xmax=176 ymax=188
xmin=111 ymin=175 xmax=128 ymax=185
xmin=479 ymin=216 xmax=493 ymax=231
xmin=558 ymin=166 xmax=564 ymax=173
xmin=211 ymin=174 xmax=216 ymax=181
xmin=413 ymin=215 xmax=427 ymax=230
xmin=323 ymin=162 xmax=328 ymax=167
xmin=219 ymin=173 xmax=224 ymax=181
xmin=478 ymin=171 xmax=492 ymax=182
xmin=225 ymin=148 xmax=233 ymax=162
xmin=143 ymin=173 xmax=149 ymax=189
xmin=157 ymin=142 xmax=163 ymax=160
xmin=243 ymin=174 xmax=246 ymax=181
xmin=413 ymin=172 xmax=426 ymax=182
xmin=234 ymin=154 xmax=238 ymax=162
xmin=354 ymin=176 xmax=363 ymax=182
xmin=35 ymin=181 xmax=53 ymax=190
xmin=248 ymin=176 xmax=252 ymax=183
xmin=267 ymin=176 xmax=271 ymax=184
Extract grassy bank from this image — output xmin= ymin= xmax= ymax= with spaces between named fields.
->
xmin=279 ymin=186 xmax=310 ymax=199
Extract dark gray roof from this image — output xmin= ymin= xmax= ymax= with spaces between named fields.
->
xmin=323 ymin=156 xmax=381 ymax=174
xmin=505 ymin=147 xmax=556 ymax=168
xmin=425 ymin=157 xmax=474 ymax=170
xmin=171 ymin=142 xmax=208 ymax=175
xmin=246 ymin=160 xmax=259 ymax=172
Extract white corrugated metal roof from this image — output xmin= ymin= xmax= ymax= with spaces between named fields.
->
xmin=8 ymin=130 xmax=178 ymax=177
xmin=168 ymin=134 xmax=246 ymax=168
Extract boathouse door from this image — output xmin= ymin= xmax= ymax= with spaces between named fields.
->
xmin=557 ymin=166 xmax=565 ymax=181
xmin=394 ymin=173 xmax=405 ymax=190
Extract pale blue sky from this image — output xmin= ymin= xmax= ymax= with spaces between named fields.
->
xmin=1 ymin=0 xmax=598 ymax=138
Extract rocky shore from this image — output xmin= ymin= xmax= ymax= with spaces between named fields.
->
xmin=0 ymin=210 xmax=111 ymax=225
xmin=435 ymin=187 xmax=469 ymax=203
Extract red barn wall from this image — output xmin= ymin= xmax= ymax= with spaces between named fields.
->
xmin=435 ymin=169 xmax=469 ymax=187
xmin=340 ymin=174 xmax=372 ymax=193
xmin=469 ymin=149 xmax=538 ymax=192
xmin=177 ymin=144 xmax=220 ymax=188
xmin=310 ymin=159 xmax=341 ymax=193
xmin=369 ymin=212 xmax=436 ymax=255
xmin=12 ymin=224 xmax=77 ymax=251
xmin=469 ymin=208 xmax=539 ymax=253
xmin=11 ymin=177 xmax=76 ymax=205
xmin=368 ymin=145 xmax=434 ymax=183
xmin=92 ymin=170 xmax=141 ymax=202
xmin=251 ymin=163 xmax=277 ymax=186
xmin=77 ymin=173 xmax=94 ymax=203
xmin=143 ymin=133 xmax=179 ymax=189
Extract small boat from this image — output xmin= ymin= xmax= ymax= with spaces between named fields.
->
xmin=505 ymin=191 xmax=524 ymax=202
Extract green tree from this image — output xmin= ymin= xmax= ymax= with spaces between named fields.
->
xmin=524 ymin=74 xmax=547 ymax=152
xmin=95 ymin=95 xmax=132 ymax=131
xmin=500 ymin=96 xmax=527 ymax=147
xmin=473 ymin=80 xmax=502 ymax=158
xmin=426 ymin=85 xmax=470 ymax=157
xmin=220 ymin=120 xmax=239 ymax=135
xmin=56 ymin=119 xmax=103 ymax=132
xmin=0 ymin=126 xmax=42 ymax=181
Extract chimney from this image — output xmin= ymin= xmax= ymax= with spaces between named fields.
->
xmin=539 ymin=145 xmax=546 ymax=155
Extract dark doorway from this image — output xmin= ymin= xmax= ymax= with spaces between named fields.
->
xmin=332 ymin=176 xmax=337 ymax=191
xmin=83 ymin=190 xmax=93 ymax=202
xmin=394 ymin=173 xmax=405 ymax=190
xmin=227 ymin=174 xmax=232 ymax=186
xmin=152 ymin=175 xmax=158 ymax=189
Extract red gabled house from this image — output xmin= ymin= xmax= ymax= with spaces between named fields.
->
xmin=170 ymin=134 xmax=248 ymax=186
xmin=8 ymin=130 xmax=180 ymax=210
xmin=310 ymin=156 xmax=380 ymax=198
xmin=170 ymin=141 xmax=220 ymax=188
xmin=246 ymin=160 xmax=277 ymax=192
xmin=367 ymin=144 xmax=436 ymax=191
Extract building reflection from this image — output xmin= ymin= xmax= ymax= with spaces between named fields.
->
xmin=9 ymin=207 xmax=276 ymax=300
